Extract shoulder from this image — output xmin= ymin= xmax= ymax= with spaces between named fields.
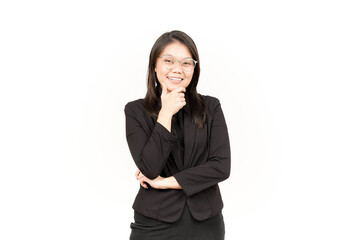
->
xmin=199 ymin=94 xmax=225 ymax=120
xmin=200 ymin=94 xmax=221 ymax=110
xmin=124 ymin=98 xmax=144 ymax=116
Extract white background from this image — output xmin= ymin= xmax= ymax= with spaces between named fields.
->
xmin=1 ymin=0 xmax=359 ymax=239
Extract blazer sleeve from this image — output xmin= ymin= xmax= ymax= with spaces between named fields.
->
xmin=125 ymin=102 xmax=178 ymax=179
xmin=173 ymin=99 xmax=231 ymax=197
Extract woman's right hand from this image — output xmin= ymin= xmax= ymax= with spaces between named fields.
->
xmin=159 ymin=82 xmax=186 ymax=117
xmin=156 ymin=82 xmax=186 ymax=132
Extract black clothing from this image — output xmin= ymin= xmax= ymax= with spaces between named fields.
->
xmin=130 ymin=204 xmax=225 ymax=240
xmin=124 ymin=95 xmax=231 ymax=223
xmin=172 ymin=109 xmax=184 ymax=164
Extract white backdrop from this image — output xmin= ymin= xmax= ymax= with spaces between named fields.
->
xmin=1 ymin=0 xmax=359 ymax=239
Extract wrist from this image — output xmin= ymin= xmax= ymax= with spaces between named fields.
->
xmin=157 ymin=110 xmax=173 ymax=132
xmin=162 ymin=176 xmax=181 ymax=190
xmin=158 ymin=109 xmax=173 ymax=120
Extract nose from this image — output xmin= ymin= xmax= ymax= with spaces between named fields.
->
xmin=171 ymin=60 xmax=183 ymax=73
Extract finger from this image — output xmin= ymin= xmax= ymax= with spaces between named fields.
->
xmin=138 ymin=175 xmax=146 ymax=182
xmin=138 ymin=176 xmax=149 ymax=189
xmin=160 ymin=82 xmax=168 ymax=96
xmin=140 ymin=180 xmax=148 ymax=189
xmin=177 ymin=92 xmax=185 ymax=98
xmin=177 ymin=95 xmax=185 ymax=102
xmin=135 ymin=169 xmax=140 ymax=179
xmin=139 ymin=180 xmax=148 ymax=189
xmin=172 ymin=87 xmax=186 ymax=94
xmin=137 ymin=171 xmax=144 ymax=180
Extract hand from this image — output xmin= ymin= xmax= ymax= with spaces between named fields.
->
xmin=135 ymin=169 xmax=164 ymax=189
xmin=134 ymin=169 xmax=182 ymax=190
xmin=135 ymin=169 xmax=149 ymax=189
xmin=159 ymin=82 xmax=186 ymax=117
xmin=157 ymin=83 xmax=186 ymax=132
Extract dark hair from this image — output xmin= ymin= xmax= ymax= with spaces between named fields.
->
xmin=144 ymin=30 xmax=206 ymax=128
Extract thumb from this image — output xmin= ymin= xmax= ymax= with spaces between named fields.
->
xmin=160 ymin=82 xmax=168 ymax=96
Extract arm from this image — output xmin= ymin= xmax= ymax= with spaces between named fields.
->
xmin=135 ymin=168 xmax=182 ymax=190
xmin=125 ymin=104 xmax=178 ymax=179
xmin=173 ymin=100 xmax=231 ymax=197
xmin=135 ymin=99 xmax=231 ymax=196
xmin=125 ymin=84 xmax=186 ymax=179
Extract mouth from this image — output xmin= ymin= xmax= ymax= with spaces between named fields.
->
xmin=167 ymin=76 xmax=183 ymax=82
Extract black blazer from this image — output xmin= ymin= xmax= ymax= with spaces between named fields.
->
xmin=125 ymin=95 xmax=231 ymax=223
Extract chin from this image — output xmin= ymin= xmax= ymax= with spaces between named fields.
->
xmin=165 ymin=82 xmax=183 ymax=90
xmin=167 ymin=84 xmax=180 ymax=91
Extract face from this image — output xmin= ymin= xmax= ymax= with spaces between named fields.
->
xmin=155 ymin=41 xmax=194 ymax=92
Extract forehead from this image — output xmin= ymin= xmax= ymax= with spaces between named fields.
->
xmin=160 ymin=42 xmax=192 ymax=59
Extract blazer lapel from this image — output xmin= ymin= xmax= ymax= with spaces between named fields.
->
xmin=183 ymin=98 xmax=196 ymax=168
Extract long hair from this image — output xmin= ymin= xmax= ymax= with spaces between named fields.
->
xmin=144 ymin=30 xmax=206 ymax=128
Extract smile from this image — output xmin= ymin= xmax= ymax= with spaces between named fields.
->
xmin=167 ymin=77 xmax=183 ymax=82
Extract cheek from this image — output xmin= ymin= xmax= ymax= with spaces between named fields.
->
xmin=154 ymin=62 xmax=163 ymax=74
xmin=155 ymin=65 xmax=168 ymax=76
xmin=185 ymin=73 xmax=193 ymax=82
xmin=183 ymin=76 xmax=193 ymax=88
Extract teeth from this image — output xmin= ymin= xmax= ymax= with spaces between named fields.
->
xmin=168 ymin=77 xmax=182 ymax=81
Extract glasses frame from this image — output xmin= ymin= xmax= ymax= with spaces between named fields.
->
xmin=158 ymin=55 xmax=198 ymax=72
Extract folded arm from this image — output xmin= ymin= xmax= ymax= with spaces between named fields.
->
xmin=174 ymin=101 xmax=230 ymax=197
xmin=125 ymin=103 xmax=178 ymax=179
xmin=135 ymin=168 xmax=182 ymax=189
xmin=134 ymin=100 xmax=231 ymax=197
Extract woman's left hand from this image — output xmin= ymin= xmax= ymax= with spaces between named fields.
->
xmin=135 ymin=169 xmax=165 ymax=189
xmin=135 ymin=169 xmax=181 ymax=190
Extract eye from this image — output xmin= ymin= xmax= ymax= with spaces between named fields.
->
xmin=182 ymin=61 xmax=193 ymax=66
xmin=163 ymin=58 xmax=174 ymax=64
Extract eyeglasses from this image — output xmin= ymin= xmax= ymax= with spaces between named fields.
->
xmin=158 ymin=55 xmax=197 ymax=72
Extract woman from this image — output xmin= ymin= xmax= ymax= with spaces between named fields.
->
xmin=125 ymin=30 xmax=231 ymax=240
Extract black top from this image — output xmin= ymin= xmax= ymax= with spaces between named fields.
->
xmin=125 ymin=95 xmax=231 ymax=223
xmin=172 ymin=109 xmax=184 ymax=164
xmin=162 ymin=109 xmax=185 ymax=178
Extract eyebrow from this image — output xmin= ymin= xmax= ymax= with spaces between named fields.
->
xmin=162 ymin=54 xmax=193 ymax=60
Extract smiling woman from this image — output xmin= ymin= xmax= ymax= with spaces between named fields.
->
xmin=124 ymin=30 xmax=231 ymax=240
xmin=155 ymin=43 xmax=196 ymax=90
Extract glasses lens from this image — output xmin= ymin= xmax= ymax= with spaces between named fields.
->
xmin=161 ymin=56 xmax=196 ymax=72
xmin=162 ymin=56 xmax=175 ymax=66
xmin=181 ymin=59 xmax=196 ymax=72
xmin=182 ymin=60 xmax=194 ymax=66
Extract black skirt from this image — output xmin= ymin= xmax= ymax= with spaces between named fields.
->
xmin=130 ymin=204 xmax=225 ymax=240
